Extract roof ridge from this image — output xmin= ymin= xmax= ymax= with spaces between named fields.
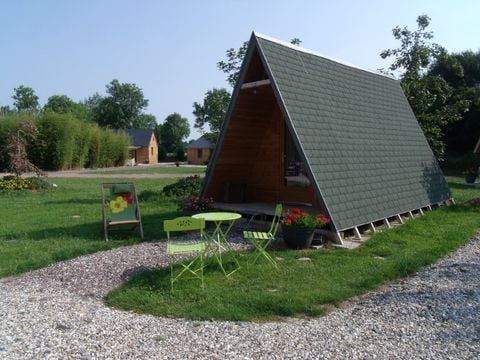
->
xmin=253 ymin=31 xmax=395 ymax=80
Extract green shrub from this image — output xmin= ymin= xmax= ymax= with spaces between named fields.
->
xmin=35 ymin=113 xmax=129 ymax=170
xmin=72 ymin=121 xmax=92 ymax=169
xmin=161 ymin=175 xmax=203 ymax=198
xmin=92 ymin=129 xmax=130 ymax=168
xmin=27 ymin=176 xmax=52 ymax=190
xmin=36 ymin=112 xmax=98 ymax=170
xmin=35 ymin=112 xmax=77 ymax=170
xmin=1 ymin=112 xmax=129 ymax=171
xmin=87 ymin=125 xmax=102 ymax=168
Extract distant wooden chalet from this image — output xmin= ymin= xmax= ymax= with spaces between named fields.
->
xmin=202 ymin=32 xmax=452 ymax=243
xmin=124 ymin=129 xmax=158 ymax=165
xmin=186 ymin=136 xmax=214 ymax=165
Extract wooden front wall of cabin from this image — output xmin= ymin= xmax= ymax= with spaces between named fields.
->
xmin=205 ymin=85 xmax=318 ymax=206
xmin=187 ymin=148 xmax=212 ymax=165
xmin=134 ymin=134 xmax=158 ymax=164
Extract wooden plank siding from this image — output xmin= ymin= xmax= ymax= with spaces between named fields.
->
xmin=187 ymin=148 xmax=212 ymax=165
xmin=133 ymin=133 xmax=158 ymax=164
xmin=205 ymin=84 xmax=318 ymax=206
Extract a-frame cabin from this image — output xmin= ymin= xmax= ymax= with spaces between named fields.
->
xmin=203 ymin=32 xmax=452 ymax=243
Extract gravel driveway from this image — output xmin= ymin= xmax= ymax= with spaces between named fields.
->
xmin=1 ymin=237 xmax=479 ymax=359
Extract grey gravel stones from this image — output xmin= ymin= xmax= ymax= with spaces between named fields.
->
xmin=0 ymin=236 xmax=479 ymax=359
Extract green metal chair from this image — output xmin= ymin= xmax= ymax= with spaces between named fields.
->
xmin=164 ymin=217 xmax=207 ymax=290
xmin=101 ymin=183 xmax=144 ymax=241
xmin=243 ymin=204 xmax=282 ymax=267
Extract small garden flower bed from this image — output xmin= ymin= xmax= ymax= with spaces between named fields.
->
xmin=0 ymin=176 xmax=51 ymax=191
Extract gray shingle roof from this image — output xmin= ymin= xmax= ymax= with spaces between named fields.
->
xmin=186 ymin=136 xmax=214 ymax=149
xmin=255 ymin=34 xmax=451 ymax=230
xmin=124 ymin=129 xmax=154 ymax=147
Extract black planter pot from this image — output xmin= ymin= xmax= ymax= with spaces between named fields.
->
xmin=282 ymin=226 xmax=315 ymax=249
xmin=465 ymin=174 xmax=477 ymax=184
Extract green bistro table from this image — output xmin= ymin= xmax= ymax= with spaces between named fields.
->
xmin=192 ymin=212 xmax=242 ymax=277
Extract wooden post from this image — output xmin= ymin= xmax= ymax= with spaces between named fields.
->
xmin=369 ymin=223 xmax=377 ymax=233
xmin=384 ymin=218 xmax=391 ymax=228
xmin=335 ymin=231 xmax=344 ymax=245
xmin=396 ymin=214 xmax=404 ymax=224
xmin=353 ymin=227 xmax=362 ymax=240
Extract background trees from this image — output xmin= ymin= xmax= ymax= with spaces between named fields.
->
xmin=192 ymin=88 xmax=230 ymax=143
xmin=44 ymin=94 xmax=90 ymax=120
xmin=134 ymin=113 xmax=157 ymax=129
xmin=380 ymin=15 xmax=470 ymax=159
xmin=429 ymin=50 xmax=480 ymax=156
xmin=158 ymin=112 xmax=190 ymax=156
xmin=12 ymin=86 xmax=39 ymax=112
xmin=92 ymin=79 xmax=150 ymax=129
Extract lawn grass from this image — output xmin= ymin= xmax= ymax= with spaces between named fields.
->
xmin=105 ymin=178 xmax=480 ymax=321
xmin=0 ymin=177 xmax=179 ymax=278
xmin=90 ymin=166 xmax=206 ymax=175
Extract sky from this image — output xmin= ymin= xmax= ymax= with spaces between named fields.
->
xmin=1 ymin=0 xmax=479 ymax=140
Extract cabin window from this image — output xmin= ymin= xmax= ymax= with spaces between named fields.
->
xmin=197 ymin=149 xmax=203 ymax=158
xmin=151 ymin=147 xmax=153 ymax=156
xmin=284 ymin=127 xmax=310 ymax=187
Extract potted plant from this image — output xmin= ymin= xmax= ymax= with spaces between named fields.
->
xmin=463 ymin=166 xmax=479 ymax=184
xmin=180 ymin=194 xmax=214 ymax=215
xmin=281 ymin=208 xmax=330 ymax=249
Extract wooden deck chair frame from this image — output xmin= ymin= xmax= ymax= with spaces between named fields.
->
xmin=101 ymin=183 xmax=144 ymax=241
xmin=164 ymin=217 xmax=206 ymax=290
xmin=243 ymin=204 xmax=283 ymax=267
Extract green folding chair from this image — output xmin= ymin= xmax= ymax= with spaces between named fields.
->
xmin=243 ymin=204 xmax=282 ymax=267
xmin=101 ymin=183 xmax=144 ymax=241
xmin=164 ymin=217 xmax=206 ymax=290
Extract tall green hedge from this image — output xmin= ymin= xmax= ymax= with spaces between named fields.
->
xmin=0 ymin=112 xmax=130 ymax=171
xmin=88 ymin=126 xmax=129 ymax=168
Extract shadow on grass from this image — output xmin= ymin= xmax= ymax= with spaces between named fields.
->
xmin=1 ymin=211 xmax=180 ymax=242
xmin=42 ymin=190 xmax=171 ymax=205
xmin=442 ymin=203 xmax=480 ymax=213
xmin=448 ymin=182 xmax=476 ymax=190
xmin=42 ymin=198 xmax=100 ymax=205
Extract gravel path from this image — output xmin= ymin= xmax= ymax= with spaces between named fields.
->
xmin=1 ymin=236 xmax=479 ymax=359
